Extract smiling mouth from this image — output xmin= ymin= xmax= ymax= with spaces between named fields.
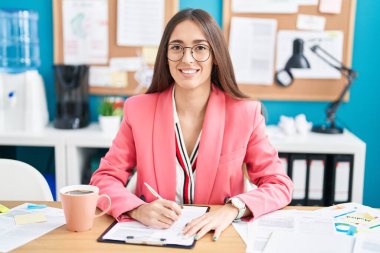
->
xmin=179 ymin=69 xmax=199 ymax=74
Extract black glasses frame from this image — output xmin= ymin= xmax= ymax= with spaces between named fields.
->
xmin=167 ymin=43 xmax=211 ymax=62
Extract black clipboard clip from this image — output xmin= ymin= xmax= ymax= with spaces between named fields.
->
xmin=125 ymin=236 xmax=167 ymax=246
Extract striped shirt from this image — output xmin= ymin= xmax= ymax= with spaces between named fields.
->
xmin=173 ymin=88 xmax=201 ymax=204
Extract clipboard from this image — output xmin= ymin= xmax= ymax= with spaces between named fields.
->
xmin=97 ymin=205 xmax=210 ymax=249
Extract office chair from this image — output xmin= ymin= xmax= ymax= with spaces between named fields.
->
xmin=0 ymin=158 xmax=53 ymax=201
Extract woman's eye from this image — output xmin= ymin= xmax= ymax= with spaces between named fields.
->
xmin=170 ymin=45 xmax=182 ymax=51
xmin=194 ymin=45 xmax=208 ymax=51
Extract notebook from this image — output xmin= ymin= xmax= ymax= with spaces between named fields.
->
xmin=98 ymin=205 xmax=209 ymax=248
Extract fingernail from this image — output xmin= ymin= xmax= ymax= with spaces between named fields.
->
xmin=213 ymin=236 xmax=219 ymax=241
xmin=194 ymin=234 xmax=199 ymax=240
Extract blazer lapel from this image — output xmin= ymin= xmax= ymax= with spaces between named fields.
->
xmin=152 ymin=86 xmax=176 ymax=200
xmin=195 ymin=87 xmax=225 ymax=204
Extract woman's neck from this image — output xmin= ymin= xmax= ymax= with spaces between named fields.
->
xmin=174 ymin=84 xmax=211 ymax=118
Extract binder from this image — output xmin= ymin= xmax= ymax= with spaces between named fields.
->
xmin=278 ymin=153 xmax=289 ymax=176
xmin=332 ymin=155 xmax=353 ymax=204
xmin=307 ymin=155 xmax=326 ymax=206
xmin=289 ymin=154 xmax=308 ymax=205
xmin=97 ymin=205 xmax=209 ymax=248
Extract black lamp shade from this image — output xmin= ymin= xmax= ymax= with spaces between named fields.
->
xmin=285 ymin=38 xmax=310 ymax=69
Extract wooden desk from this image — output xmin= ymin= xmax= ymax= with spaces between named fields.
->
xmin=5 ymin=201 xmax=247 ymax=253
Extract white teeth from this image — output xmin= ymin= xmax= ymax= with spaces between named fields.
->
xmin=181 ymin=69 xmax=197 ymax=74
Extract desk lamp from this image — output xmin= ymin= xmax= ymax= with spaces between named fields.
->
xmin=275 ymin=39 xmax=357 ymax=134
xmin=309 ymin=45 xmax=357 ymax=134
xmin=275 ymin=38 xmax=310 ymax=87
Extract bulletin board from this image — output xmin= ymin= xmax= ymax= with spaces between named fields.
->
xmin=223 ymin=0 xmax=356 ymax=101
xmin=53 ymin=0 xmax=178 ymax=96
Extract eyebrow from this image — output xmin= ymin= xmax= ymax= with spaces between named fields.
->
xmin=169 ymin=39 xmax=209 ymax=45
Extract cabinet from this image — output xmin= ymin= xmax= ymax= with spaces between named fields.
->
xmin=0 ymin=124 xmax=366 ymax=203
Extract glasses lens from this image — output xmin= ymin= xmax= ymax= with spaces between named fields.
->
xmin=167 ymin=44 xmax=183 ymax=62
xmin=192 ymin=44 xmax=210 ymax=62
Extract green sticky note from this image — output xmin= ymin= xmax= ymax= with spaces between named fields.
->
xmin=0 ymin=203 xmax=10 ymax=213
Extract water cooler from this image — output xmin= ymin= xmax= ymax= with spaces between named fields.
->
xmin=0 ymin=9 xmax=48 ymax=132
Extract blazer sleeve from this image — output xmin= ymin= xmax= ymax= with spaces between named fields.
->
xmin=90 ymin=100 xmax=145 ymax=220
xmin=236 ymin=102 xmax=294 ymax=219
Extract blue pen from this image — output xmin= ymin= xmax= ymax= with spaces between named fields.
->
xmin=27 ymin=204 xmax=47 ymax=209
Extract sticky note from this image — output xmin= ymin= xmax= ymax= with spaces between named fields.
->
xmin=297 ymin=14 xmax=326 ymax=31
xmin=0 ymin=203 xmax=10 ymax=213
xmin=142 ymin=47 xmax=158 ymax=65
xmin=319 ymin=0 xmax=342 ymax=14
xmin=14 ymin=213 xmax=47 ymax=225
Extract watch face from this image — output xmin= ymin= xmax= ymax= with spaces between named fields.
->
xmin=275 ymin=69 xmax=294 ymax=87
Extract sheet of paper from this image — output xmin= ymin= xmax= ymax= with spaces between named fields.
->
xmin=89 ymin=66 xmax=128 ymax=87
xmin=0 ymin=203 xmax=65 ymax=253
xmin=353 ymin=233 xmax=380 ymax=253
xmin=319 ymin=0 xmax=343 ymax=14
xmin=110 ymin=57 xmax=143 ymax=72
xmin=229 ymin=17 xmax=277 ymax=85
xmin=295 ymin=0 xmax=318 ymax=5
xmin=232 ymin=221 xmax=248 ymax=245
xmin=276 ymin=30 xmax=344 ymax=79
xmin=232 ymin=0 xmax=298 ymax=14
xmin=102 ymin=206 xmax=208 ymax=246
xmin=62 ymin=0 xmax=108 ymax=64
xmin=246 ymin=210 xmax=297 ymax=253
xmin=314 ymin=203 xmax=380 ymax=235
xmin=246 ymin=210 xmax=336 ymax=253
xmin=297 ymin=14 xmax=326 ymax=31
xmin=263 ymin=231 xmax=354 ymax=253
xmin=117 ymin=0 xmax=164 ymax=46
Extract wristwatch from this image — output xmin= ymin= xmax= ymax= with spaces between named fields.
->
xmin=227 ymin=197 xmax=246 ymax=221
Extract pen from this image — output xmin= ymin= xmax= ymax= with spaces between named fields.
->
xmin=144 ymin=182 xmax=163 ymax=200
xmin=27 ymin=204 xmax=47 ymax=209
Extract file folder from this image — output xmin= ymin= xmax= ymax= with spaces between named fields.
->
xmin=332 ymin=155 xmax=353 ymax=204
xmin=278 ymin=153 xmax=289 ymax=176
xmin=289 ymin=154 xmax=308 ymax=205
xmin=307 ymin=155 xmax=326 ymax=206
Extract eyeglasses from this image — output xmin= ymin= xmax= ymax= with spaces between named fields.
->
xmin=167 ymin=43 xmax=211 ymax=62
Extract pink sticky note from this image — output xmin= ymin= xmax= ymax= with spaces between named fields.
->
xmin=319 ymin=0 xmax=343 ymax=14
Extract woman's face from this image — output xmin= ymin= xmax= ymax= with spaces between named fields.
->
xmin=167 ymin=20 xmax=213 ymax=91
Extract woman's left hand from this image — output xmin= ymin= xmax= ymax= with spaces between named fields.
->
xmin=182 ymin=204 xmax=238 ymax=241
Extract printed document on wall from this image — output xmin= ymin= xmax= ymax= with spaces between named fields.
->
xmin=232 ymin=0 xmax=298 ymax=13
xmin=117 ymin=0 xmax=164 ymax=46
xmin=276 ymin=30 xmax=343 ymax=79
xmin=62 ymin=0 xmax=108 ymax=64
xmin=229 ymin=17 xmax=277 ymax=85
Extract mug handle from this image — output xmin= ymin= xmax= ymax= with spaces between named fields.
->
xmin=94 ymin=194 xmax=112 ymax=218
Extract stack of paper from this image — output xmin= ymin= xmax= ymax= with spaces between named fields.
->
xmin=0 ymin=203 xmax=65 ymax=253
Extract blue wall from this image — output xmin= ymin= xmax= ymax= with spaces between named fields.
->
xmin=1 ymin=0 xmax=379 ymax=207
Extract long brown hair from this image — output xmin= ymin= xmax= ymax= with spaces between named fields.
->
xmin=146 ymin=9 xmax=249 ymax=99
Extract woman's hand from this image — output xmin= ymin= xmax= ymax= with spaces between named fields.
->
xmin=182 ymin=204 xmax=239 ymax=241
xmin=127 ymin=199 xmax=182 ymax=229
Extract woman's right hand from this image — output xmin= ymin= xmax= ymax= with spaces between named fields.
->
xmin=126 ymin=199 xmax=182 ymax=229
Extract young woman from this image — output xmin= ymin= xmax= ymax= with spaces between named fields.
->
xmin=90 ymin=9 xmax=293 ymax=241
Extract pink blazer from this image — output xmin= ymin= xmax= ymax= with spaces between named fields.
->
xmin=90 ymin=85 xmax=293 ymax=220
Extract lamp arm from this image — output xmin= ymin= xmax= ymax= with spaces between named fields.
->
xmin=325 ymin=70 xmax=356 ymax=125
xmin=310 ymin=45 xmax=357 ymax=127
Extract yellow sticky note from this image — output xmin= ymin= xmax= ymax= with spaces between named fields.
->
xmin=142 ymin=47 xmax=158 ymax=65
xmin=0 ymin=203 xmax=10 ymax=213
xmin=14 ymin=213 xmax=47 ymax=225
